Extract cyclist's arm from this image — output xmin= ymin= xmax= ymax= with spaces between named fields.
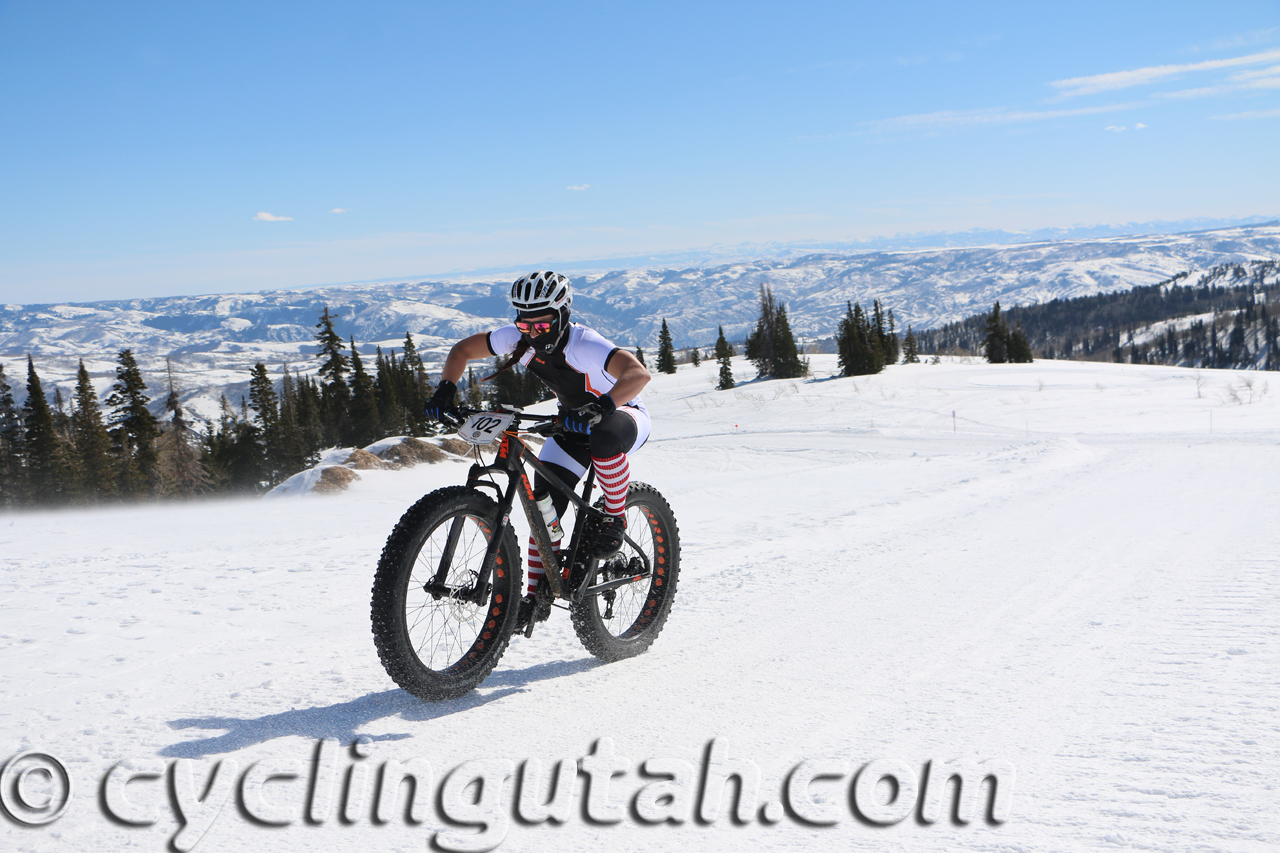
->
xmin=604 ymin=348 xmax=650 ymax=405
xmin=440 ymin=333 xmax=493 ymax=384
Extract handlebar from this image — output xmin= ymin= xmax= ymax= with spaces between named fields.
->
xmin=451 ymin=405 xmax=563 ymax=436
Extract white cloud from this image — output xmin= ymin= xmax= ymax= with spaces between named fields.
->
xmin=1156 ymin=63 xmax=1280 ymax=100
xmin=254 ymin=212 xmax=292 ymax=221
xmin=1205 ymin=28 xmax=1278 ymax=52
xmin=567 ymin=184 xmax=591 ymax=191
xmin=330 ymin=208 xmax=350 ymax=214
xmin=1156 ymin=85 xmax=1236 ymax=100
xmin=1135 ymin=123 xmax=1147 ymax=129
xmin=854 ymin=102 xmax=1135 ymax=135
xmin=1212 ymin=107 xmax=1280 ymax=120
xmin=1050 ymin=48 xmax=1280 ymax=97
xmin=1230 ymin=62 xmax=1280 ymax=82
xmin=1105 ymin=125 xmax=1127 ymax=132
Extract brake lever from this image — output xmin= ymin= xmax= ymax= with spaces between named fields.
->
xmin=529 ymin=419 xmax=561 ymax=437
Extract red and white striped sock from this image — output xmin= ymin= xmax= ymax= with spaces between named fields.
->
xmin=525 ymin=535 xmax=562 ymax=596
xmin=593 ymin=452 xmax=630 ymax=516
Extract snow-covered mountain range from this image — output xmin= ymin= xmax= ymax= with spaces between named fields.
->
xmin=3 ymin=223 xmax=1278 ymax=422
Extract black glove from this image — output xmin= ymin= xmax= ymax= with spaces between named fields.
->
xmin=424 ymin=380 xmax=461 ymax=425
xmin=559 ymin=394 xmax=615 ymax=435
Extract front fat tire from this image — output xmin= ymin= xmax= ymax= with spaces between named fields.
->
xmin=571 ymin=482 xmax=680 ymax=663
xmin=371 ymin=486 xmax=519 ymax=700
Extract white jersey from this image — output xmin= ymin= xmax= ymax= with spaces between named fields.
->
xmin=487 ymin=323 xmax=647 ymax=414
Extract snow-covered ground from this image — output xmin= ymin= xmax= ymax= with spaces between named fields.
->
xmin=2 ymin=355 xmax=1277 ymax=852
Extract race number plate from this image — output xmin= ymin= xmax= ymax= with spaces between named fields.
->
xmin=458 ymin=411 xmax=516 ymax=445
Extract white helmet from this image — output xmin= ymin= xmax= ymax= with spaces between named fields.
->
xmin=510 ymin=270 xmax=572 ymax=315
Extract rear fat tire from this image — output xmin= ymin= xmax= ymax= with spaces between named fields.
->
xmin=571 ymin=482 xmax=680 ymax=662
xmin=371 ymin=486 xmax=520 ymax=700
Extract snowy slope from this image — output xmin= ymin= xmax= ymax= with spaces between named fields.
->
xmin=2 ymin=356 xmax=1278 ymax=852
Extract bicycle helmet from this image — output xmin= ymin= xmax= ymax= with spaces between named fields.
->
xmin=510 ymin=270 xmax=572 ymax=315
xmin=510 ymin=271 xmax=573 ymax=353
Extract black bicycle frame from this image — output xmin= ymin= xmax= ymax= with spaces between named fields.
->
xmin=457 ymin=428 xmax=596 ymax=601
xmin=436 ymin=419 xmax=651 ymax=608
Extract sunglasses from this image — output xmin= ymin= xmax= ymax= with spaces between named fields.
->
xmin=515 ymin=320 xmax=554 ymax=336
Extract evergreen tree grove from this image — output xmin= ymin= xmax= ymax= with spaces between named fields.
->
xmin=1008 ymin=324 xmax=1034 ymax=364
xmin=746 ymin=284 xmax=808 ymax=379
xmin=836 ymin=301 xmax=883 ymax=377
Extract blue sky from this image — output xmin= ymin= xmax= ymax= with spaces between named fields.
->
xmin=1 ymin=1 xmax=1278 ymax=303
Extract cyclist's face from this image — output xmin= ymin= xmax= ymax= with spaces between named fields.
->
xmin=515 ymin=313 xmax=555 ymax=338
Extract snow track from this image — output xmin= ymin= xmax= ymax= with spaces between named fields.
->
xmin=2 ymin=356 xmax=1278 ymax=852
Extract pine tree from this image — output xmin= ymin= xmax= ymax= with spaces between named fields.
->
xmin=836 ymin=301 xmax=882 ymax=376
xmin=315 ymin=308 xmax=350 ymax=445
xmin=714 ymin=326 xmax=735 ymax=361
xmin=886 ymin=308 xmax=901 ymax=364
xmin=690 ymin=346 xmax=701 ymax=367
xmin=202 ymin=395 xmax=237 ymax=491
xmin=212 ymin=396 xmax=268 ymax=492
xmin=23 ymin=356 xmax=70 ymax=505
xmin=485 ymin=356 xmax=549 ymax=408
xmin=401 ymin=333 xmax=432 ymax=435
xmin=348 ymin=338 xmax=381 ymax=448
xmin=902 ymin=327 xmax=921 ymax=364
xmin=744 ymin=285 xmax=776 ymax=372
xmin=1008 ymin=325 xmax=1034 ymax=363
xmin=247 ymin=362 xmax=283 ymax=483
xmin=292 ymin=373 xmax=324 ymax=464
xmin=275 ymin=367 xmax=308 ymax=474
xmin=772 ymin=304 xmax=808 ymax=378
xmin=836 ymin=302 xmax=855 ymax=376
xmin=0 ymin=363 xmax=23 ymax=507
xmin=635 ymin=347 xmax=646 ymax=367
xmin=746 ymin=284 xmax=807 ymax=379
xmin=714 ymin=326 xmax=735 ymax=390
xmin=656 ymin=319 xmax=677 ymax=374
xmin=983 ymin=302 xmax=1010 ymax=364
xmin=156 ymin=361 xmax=212 ymax=497
xmin=315 ymin=307 xmax=348 ymax=384
xmin=1266 ymin=315 xmax=1280 ymax=371
xmin=248 ymin=362 xmax=279 ymax=429
xmin=464 ymin=367 xmax=483 ymax=409
xmin=104 ymin=349 xmax=160 ymax=497
xmin=374 ymin=347 xmax=406 ymax=437
xmin=871 ymin=300 xmax=889 ymax=369
xmin=70 ymin=360 xmax=116 ymax=502
xmin=52 ymin=387 xmax=72 ymax=446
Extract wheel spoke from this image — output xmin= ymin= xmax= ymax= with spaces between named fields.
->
xmin=404 ymin=516 xmax=491 ymax=668
xmin=570 ymin=484 xmax=680 ymax=662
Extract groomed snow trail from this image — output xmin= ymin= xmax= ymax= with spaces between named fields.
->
xmin=2 ymin=357 xmax=1277 ymax=852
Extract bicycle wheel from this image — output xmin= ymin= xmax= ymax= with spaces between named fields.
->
xmin=571 ymin=482 xmax=680 ymax=662
xmin=371 ymin=486 xmax=519 ymax=700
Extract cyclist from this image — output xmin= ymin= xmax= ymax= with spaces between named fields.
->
xmin=423 ymin=270 xmax=652 ymax=629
